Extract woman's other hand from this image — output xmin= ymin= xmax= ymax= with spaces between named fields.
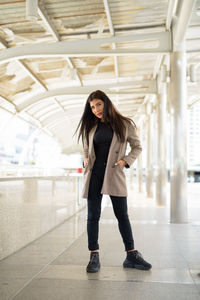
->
xmin=83 ymin=158 xmax=89 ymax=168
xmin=115 ymin=159 xmax=126 ymax=168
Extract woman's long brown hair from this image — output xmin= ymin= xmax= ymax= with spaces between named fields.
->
xmin=75 ymin=90 xmax=136 ymax=146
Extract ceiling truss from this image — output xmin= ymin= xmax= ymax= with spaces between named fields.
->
xmin=0 ymin=0 xmax=199 ymax=153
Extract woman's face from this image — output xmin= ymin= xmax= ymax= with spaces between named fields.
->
xmin=90 ymin=98 xmax=104 ymax=120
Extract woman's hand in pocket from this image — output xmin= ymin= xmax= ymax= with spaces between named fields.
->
xmin=115 ymin=159 xmax=126 ymax=168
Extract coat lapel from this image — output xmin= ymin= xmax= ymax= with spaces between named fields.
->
xmin=106 ymin=131 xmax=118 ymax=167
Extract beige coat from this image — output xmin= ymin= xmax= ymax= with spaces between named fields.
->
xmin=82 ymin=121 xmax=142 ymax=198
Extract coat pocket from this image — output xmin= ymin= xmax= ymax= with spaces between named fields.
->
xmin=116 ymin=164 xmax=125 ymax=171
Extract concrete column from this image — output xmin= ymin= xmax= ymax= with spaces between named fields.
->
xmin=146 ymin=102 xmax=154 ymax=198
xmin=129 ymin=164 xmax=134 ymax=190
xmin=137 ymin=126 xmax=143 ymax=193
xmin=156 ymin=85 xmax=167 ymax=205
xmin=170 ymin=49 xmax=188 ymax=223
xmin=52 ymin=180 xmax=56 ymax=198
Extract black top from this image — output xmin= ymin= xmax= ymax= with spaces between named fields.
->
xmin=93 ymin=121 xmax=113 ymax=163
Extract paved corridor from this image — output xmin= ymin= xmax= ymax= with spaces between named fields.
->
xmin=0 ymin=184 xmax=200 ymax=300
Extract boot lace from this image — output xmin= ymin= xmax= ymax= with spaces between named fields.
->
xmin=133 ymin=250 xmax=144 ymax=262
xmin=89 ymin=253 xmax=98 ymax=266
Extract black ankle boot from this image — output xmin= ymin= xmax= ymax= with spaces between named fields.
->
xmin=86 ymin=252 xmax=100 ymax=273
xmin=123 ymin=250 xmax=152 ymax=270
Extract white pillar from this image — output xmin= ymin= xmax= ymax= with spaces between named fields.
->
xmin=146 ymin=102 xmax=154 ymax=198
xmin=137 ymin=150 xmax=143 ymax=193
xmin=137 ymin=126 xmax=143 ymax=193
xmin=129 ymin=164 xmax=134 ymax=190
xmin=156 ymin=84 xmax=167 ymax=205
xmin=170 ymin=49 xmax=188 ymax=223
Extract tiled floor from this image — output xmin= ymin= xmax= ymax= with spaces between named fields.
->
xmin=0 ymin=183 xmax=200 ymax=300
xmin=0 ymin=179 xmax=85 ymax=260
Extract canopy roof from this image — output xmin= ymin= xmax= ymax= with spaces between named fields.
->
xmin=0 ymin=0 xmax=200 ymax=153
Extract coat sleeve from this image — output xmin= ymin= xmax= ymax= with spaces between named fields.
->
xmin=122 ymin=122 xmax=142 ymax=167
xmin=83 ymin=136 xmax=89 ymax=159
xmin=82 ymin=137 xmax=89 ymax=168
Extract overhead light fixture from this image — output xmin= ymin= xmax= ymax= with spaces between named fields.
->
xmin=26 ymin=0 xmax=38 ymax=21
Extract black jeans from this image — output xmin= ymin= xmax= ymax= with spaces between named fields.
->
xmin=87 ymin=161 xmax=134 ymax=251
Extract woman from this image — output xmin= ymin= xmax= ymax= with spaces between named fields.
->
xmin=76 ymin=90 xmax=151 ymax=273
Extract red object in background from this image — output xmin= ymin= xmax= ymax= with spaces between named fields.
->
xmin=77 ymin=168 xmax=83 ymax=173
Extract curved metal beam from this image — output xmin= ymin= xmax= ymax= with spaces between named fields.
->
xmin=17 ymin=81 xmax=157 ymax=111
xmin=0 ymin=32 xmax=171 ymax=64
xmin=0 ymin=95 xmax=17 ymax=113
xmin=46 ymin=118 xmax=69 ymax=130
xmin=41 ymin=111 xmax=69 ymax=127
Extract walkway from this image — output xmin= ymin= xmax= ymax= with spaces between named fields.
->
xmin=0 ymin=183 xmax=200 ymax=300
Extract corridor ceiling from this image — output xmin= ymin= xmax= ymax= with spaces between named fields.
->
xmin=0 ymin=0 xmax=200 ymax=153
